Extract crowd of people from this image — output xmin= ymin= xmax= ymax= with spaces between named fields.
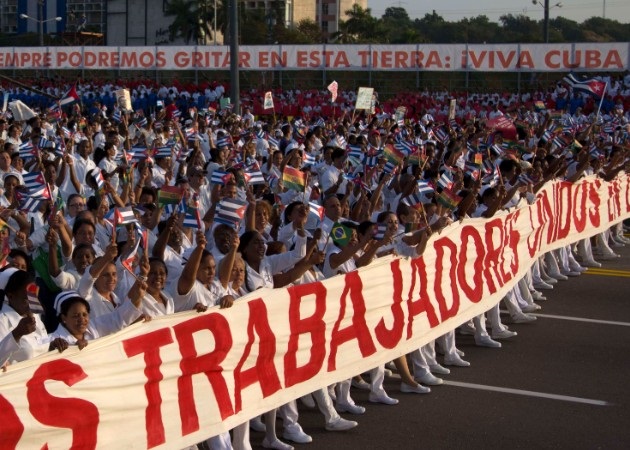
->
xmin=0 ymin=74 xmax=629 ymax=450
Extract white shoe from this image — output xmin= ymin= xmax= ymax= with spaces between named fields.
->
xmin=351 ymin=378 xmax=371 ymax=390
xmin=458 ymin=323 xmax=476 ymax=335
xmin=429 ymin=363 xmax=451 ymax=375
xmin=336 ymin=402 xmax=365 ymax=415
xmin=522 ymin=303 xmax=541 ymax=313
xmin=531 ymin=291 xmax=547 ymax=301
xmin=416 ymin=372 xmax=443 ymax=385
xmin=582 ymin=259 xmax=602 ymax=268
xmin=262 ymin=437 xmax=294 ymax=450
xmin=475 ymin=336 xmax=502 ymax=348
xmin=534 ymin=281 xmax=554 ymax=290
xmin=543 ymin=276 xmax=558 ymax=284
xmin=599 ymin=251 xmax=620 ymax=260
xmin=328 ymin=386 xmax=336 ymax=402
xmin=400 ymin=382 xmax=431 ymax=394
xmin=492 ymin=329 xmax=518 ymax=339
xmin=570 ymin=265 xmax=587 ymax=273
xmin=282 ymin=428 xmax=312 ymax=444
xmin=368 ymin=392 xmax=399 ymax=405
xmin=548 ymin=272 xmax=568 ymax=281
xmin=444 ymin=355 xmax=471 ymax=367
xmin=325 ymin=417 xmax=358 ymax=431
xmin=456 ymin=348 xmax=465 ymax=357
xmin=561 ymin=270 xmax=581 ymax=277
xmin=511 ymin=313 xmax=537 ymax=323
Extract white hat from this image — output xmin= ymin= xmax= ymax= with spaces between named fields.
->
xmin=0 ymin=268 xmax=19 ymax=291
xmin=54 ymin=290 xmax=83 ymax=314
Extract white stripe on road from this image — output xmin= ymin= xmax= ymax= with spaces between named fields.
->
xmin=443 ymin=381 xmax=610 ymax=406
xmin=500 ymin=310 xmax=630 ymax=327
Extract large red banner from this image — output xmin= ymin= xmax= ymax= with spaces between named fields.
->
xmin=0 ymin=43 xmax=627 ymax=71
xmin=0 ymin=175 xmax=628 ymax=449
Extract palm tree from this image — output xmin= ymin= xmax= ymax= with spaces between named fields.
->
xmin=165 ymin=0 xmax=215 ymax=44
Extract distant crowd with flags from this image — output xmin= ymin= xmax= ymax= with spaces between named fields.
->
xmin=0 ymin=72 xmax=629 ymax=450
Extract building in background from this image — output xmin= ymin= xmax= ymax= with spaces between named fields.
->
xmin=2 ymin=0 xmax=367 ymax=45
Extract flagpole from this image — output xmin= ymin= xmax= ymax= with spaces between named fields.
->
xmin=595 ymin=81 xmax=608 ymax=120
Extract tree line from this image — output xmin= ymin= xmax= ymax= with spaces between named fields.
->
xmin=164 ymin=2 xmax=630 ymax=45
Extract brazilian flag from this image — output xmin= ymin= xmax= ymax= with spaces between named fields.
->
xmin=331 ymin=222 xmax=353 ymax=247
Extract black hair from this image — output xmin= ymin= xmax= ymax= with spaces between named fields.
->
xmin=8 ymin=249 xmax=33 ymax=275
xmin=357 ymin=220 xmax=374 ymax=237
xmin=284 ymin=201 xmax=302 ymax=225
xmin=0 ymin=269 xmax=32 ymax=308
xmin=58 ymin=296 xmax=91 ymax=320
xmin=72 ymin=243 xmax=96 ymax=259
xmin=72 ymin=218 xmax=96 ymax=237
xmin=237 ymin=230 xmax=259 ymax=259
xmin=148 ymin=257 xmax=168 ymax=275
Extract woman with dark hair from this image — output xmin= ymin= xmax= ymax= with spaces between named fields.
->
xmin=47 ymin=279 xmax=145 ymax=351
xmin=0 ymin=268 xmax=48 ymax=365
xmin=237 ymin=228 xmax=306 ymax=293
xmin=236 ymin=228 xmax=308 ymax=450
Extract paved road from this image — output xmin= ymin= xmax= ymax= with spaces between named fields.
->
xmin=251 ymin=236 xmax=630 ymax=450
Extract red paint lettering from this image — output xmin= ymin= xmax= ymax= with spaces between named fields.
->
xmin=123 ymin=328 xmax=174 ymax=448
xmin=328 ymin=272 xmax=377 ymax=371
xmin=173 ymin=313 xmax=234 ymax=435
xmin=284 ymin=282 xmax=327 ymax=387
xmin=233 ymin=299 xmax=282 ymax=413
xmin=406 ymin=257 xmax=440 ymax=340
xmin=374 ymin=259 xmax=405 ymax=349
xmin=433 ymin=237 xmax=460 ymax=321
xmin=457 ymin=226 xmax=485 ymax=302
xmin=27 ymin=359 xmax=99 ymax=449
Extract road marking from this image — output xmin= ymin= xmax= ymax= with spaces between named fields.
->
xmin=530 ymin=313 xmax=630 ymax=327
xmin=443 ymin=381 xmax=610 ymax=406
xmin=584 ymin=268 xmax=630 ymax=278
xmin=500 ymin=310 xmax=630 ymax=327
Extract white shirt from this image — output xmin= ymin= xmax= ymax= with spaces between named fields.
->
xmin=0 ymin=304 xmax=48 ymax=366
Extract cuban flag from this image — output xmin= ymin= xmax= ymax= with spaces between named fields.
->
xmin=154 ymin=146 xmax=173 ymax=159
xmin=402 ymin=192 xmax=424 ymax=209
xmin=18 ymin=142 xmax=36 ymax=160
xmin=215 ymin=198 xmax=247 ymax=227
xmin=243 ymin=167 xmax=266 ymax=185
xmin=563 ymin=73 xmax=607 ymax=98
xmin=417 ymin=181 xmax=434 ymax=196
xmin=336 ymin=135 xmax=347 ymax=149
xmin=373 ymin=223 xmax=388 ymax=241
xmin=437 ymin=172 xmax=454 ymax=191
xmin=302 ymin=152 xmax=317 ymax=167
xmin=267 ymin=135 xmax=280 ymax=149
xmin=216 ymin=135 xmax=232 ymax=148
xmin=308 ymin=201 xmax=325 ymax=223
xmin=22 ymin=171 xmax=47 ymax=191
xmin=15 ymin=191 xmax=43 ymax=213
xmin=135 ymin=117 xmax=148 ymax=128
xmin=114 ymin=206 xmax=137 ymax=226
xmin=58 ymin=84 xmax=80 ymax=107
xmin=210 ymin=170 xmax=234 ymax=185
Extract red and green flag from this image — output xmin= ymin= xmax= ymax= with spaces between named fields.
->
xmin=157 ymin=185 xmax=183 ymax=206
xmin=282 ymin=166 xmax=306 ymax=192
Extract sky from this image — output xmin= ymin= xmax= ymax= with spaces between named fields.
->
xmin=367 ymin=0 xmax=630 ymax=23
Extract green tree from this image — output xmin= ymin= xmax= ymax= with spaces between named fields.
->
xmin=380 ymin=6 xmax=419 ymax=43
xmin=499 ymin=14 xmax=541 ymax=42
xmin=333 ymin=4 xmax=381 ymax=43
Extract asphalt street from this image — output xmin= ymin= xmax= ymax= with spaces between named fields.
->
xmin=250 ymin=234 xmax=630 ymax=450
